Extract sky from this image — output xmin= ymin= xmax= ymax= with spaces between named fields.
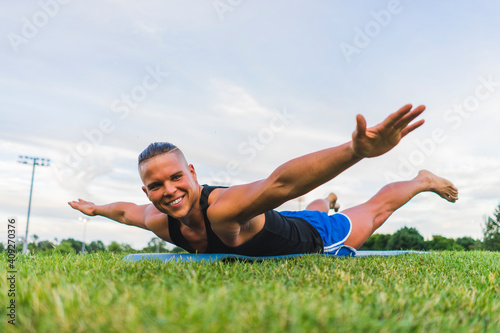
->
xmin=1 ymin=0 xmax=499 ymax=250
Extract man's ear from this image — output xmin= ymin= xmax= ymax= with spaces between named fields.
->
xmin=189 ymin=164 xmax=197 ymax=180
xmin=142 ymin=186 xmax=148 ymax=196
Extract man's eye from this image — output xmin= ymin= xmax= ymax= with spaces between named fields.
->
xmin=172 ymin=175 xmax=181 ymax=181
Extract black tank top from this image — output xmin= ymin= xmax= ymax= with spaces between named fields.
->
xmin=167 ymin=185 xmax=323 ymax=256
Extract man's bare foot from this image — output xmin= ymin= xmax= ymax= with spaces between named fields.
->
xmin=417 ymin=170 xmax=459 ymax=202
xmin=327 ymin=193 xmax=340 ymax=212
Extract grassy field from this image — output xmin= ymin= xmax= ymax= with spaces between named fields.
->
xmin=1 ymin=251 xmax=499 ymax=333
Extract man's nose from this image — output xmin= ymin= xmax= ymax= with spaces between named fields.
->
xmin=163 ymin=182 xmax=176 ymax=196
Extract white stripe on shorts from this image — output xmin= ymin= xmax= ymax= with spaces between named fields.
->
xmin=323 ymin=213 xmax=352 ymax=253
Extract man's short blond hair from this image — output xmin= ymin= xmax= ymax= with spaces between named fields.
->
xmin=138 ymin=142 xmax=181 ymax=165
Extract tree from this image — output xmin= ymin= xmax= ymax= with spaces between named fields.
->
xmin=107 ymin=241 xmax=123 ymax=253
xmin=373 ymin=234 xmax=391 ymax=250
xmin=483 ymin=204 xmax=500 ymax=251
xmin=386 ymin=227 xmax=425 ymax=250
xmin=55 ymin=241 xmax=76 ymax=254
xmin=121 ymin=243 xmax=136 ymax=252
xmin=28 ymin=242 xmax=38 ymax=253
xmin=107 ymin=242 xmax=135 ymax=253
xmin=88 ymin=240 xmax=106 ymax=252
xmin=360 ymin=233 xmax=390 ymax=250
xmin=63 ymin=238 xmax=84 ymax=253
xmin=426 ymin=235 xmax=463 ymax=251
xmin=37 ymin=240 xmax=56 ymax=252
xmin=142 ymin=237 xmax=170 ymax=253
xmin=456 ymin=237 xmax=482 ymax=251
xmin=32 ymin=234 xmax=39 ymax=246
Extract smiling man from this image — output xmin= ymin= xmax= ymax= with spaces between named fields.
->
xmin=69 ymin=104 xmax=458 ymax=256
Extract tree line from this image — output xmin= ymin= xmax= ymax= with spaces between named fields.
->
xmin=0 ymin=237 xmax=187 ymax=255
xmin=2 ymin=204 xmax=499 ymax=254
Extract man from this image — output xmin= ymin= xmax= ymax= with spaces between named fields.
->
xmin=69 ymin=104 xmax=458 ymax=256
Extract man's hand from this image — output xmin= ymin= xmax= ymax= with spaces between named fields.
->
xmin=351 ymin=104 xmax=425 ymax=158
xmin=68 ymin=199 xmax=97 ymax=216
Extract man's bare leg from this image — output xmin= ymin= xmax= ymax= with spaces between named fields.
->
xmin=305 ymin=193 xmax=340 ymax=213
xmin=342 ymin=170 xmax=458 ymax=249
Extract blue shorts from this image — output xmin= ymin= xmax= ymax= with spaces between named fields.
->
xmin=280 ymin=210 xmax=356 ymax=256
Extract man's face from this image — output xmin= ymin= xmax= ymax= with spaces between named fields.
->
xmin=139 ymin=151 xmax=200 ymax=218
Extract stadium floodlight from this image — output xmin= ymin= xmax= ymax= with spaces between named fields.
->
xmin=17 ymin=155 xmax=51 ymax=254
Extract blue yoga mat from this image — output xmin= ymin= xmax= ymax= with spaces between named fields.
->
xmin=123 ymin=251 xmax=427 ymax=263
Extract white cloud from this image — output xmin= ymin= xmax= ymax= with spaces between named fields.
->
xmin=210 ymin=79 xmax=272 ymax=118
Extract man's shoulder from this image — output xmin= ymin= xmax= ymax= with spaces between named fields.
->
xmin=202 ymin=184 xmax=228 ymax=205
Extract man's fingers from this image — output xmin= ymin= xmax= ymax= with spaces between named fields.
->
xmin=401 ymin=119 xmax=425 ymax=138
xmin=68 ymin=199 xmax=93 ymax=209
xmin=355 ymin=114 xmax=367 ymax=137
xmin=68 ymin=201 xmax=79 ymax=209
xmin=384 ymin=104 xmax=413 ymax=127
xmin=393 ymin=105 xmax=426 ymax=130
xmin=77 ymin=198 xmax=93 ymax=204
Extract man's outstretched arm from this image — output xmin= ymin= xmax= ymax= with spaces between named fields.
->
xmin=68 ymin=199 xmax=153 ymax=230
xmin=210 ymin=104 xmax=425 ymax=223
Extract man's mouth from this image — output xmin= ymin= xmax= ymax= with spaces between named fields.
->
xmin=167 ymin=196 xmax=184 ymax=206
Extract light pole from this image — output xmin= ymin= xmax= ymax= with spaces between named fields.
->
xmin=17 ymin=156 xmax=50 ymax=254
xmin=79 ymin=217 xmax=88 ymax=254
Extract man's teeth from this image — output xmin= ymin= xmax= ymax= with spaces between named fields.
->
xmin=168 ymin=197 xmax=183 ymax=206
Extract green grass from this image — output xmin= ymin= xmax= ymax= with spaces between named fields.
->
xmin=1 ymin=251 xmax=499 ymax=333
